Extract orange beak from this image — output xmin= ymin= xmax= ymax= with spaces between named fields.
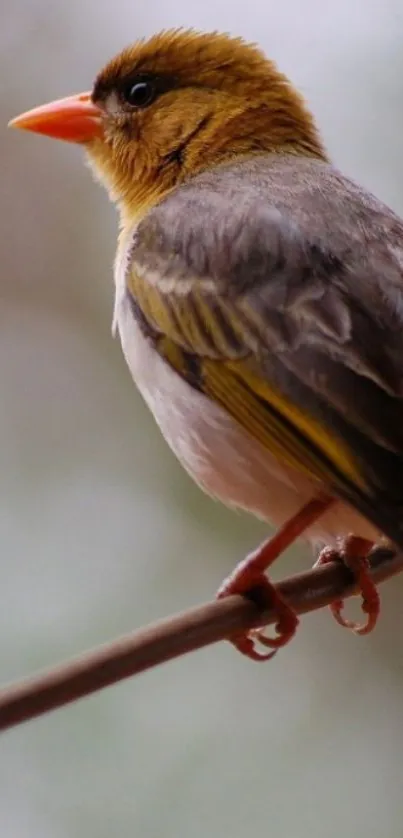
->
xmin=8 ymin=92 xmax=103 ymax=143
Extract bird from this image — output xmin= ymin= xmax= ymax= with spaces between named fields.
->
xmin=9 ymin=28 xmax=403 ymax=661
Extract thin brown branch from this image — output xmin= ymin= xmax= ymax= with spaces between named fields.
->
xmin=0 ymin=544 xmax=401 ymax=733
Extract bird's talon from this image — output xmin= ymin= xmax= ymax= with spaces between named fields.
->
xmin=218 ymin=563 xmax=299 ymax=661
xmin=230 ymin=632 xmax=277 ymax=661
xmin=316 ymin=535 xmax=380 ymax=635
xmin=253 ymin=619 xmax=297 ymax=650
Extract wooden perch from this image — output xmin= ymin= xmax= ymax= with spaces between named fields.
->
xmin=0 ymin=544 xmax=401 ymax=733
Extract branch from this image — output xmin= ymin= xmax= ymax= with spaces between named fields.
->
xmin=0 ymin=544 xmax=401 ymax=733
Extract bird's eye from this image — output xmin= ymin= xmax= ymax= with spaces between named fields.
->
xmin=123 ymin=80 xmax=157 ymax=108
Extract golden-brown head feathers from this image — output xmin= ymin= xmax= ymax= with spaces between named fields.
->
xmin=87 ymin=29 xmax=327 ymax=222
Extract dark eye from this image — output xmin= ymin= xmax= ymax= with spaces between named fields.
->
xmin=123 ymin=79 xmax=157 ymax=108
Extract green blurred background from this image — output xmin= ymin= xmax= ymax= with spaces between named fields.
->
xmin=2 ymin=1 xmax=403 ymax=836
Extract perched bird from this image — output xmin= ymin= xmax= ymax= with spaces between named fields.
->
xmin=10 ymin=29 xmax=403 ymax=660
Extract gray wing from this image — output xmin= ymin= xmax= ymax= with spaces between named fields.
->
xmin=132 ymin=154 xmax=403 ymax=545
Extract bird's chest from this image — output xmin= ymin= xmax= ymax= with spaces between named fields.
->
xmin=116 ymin=290 xmax=238 ymax=486
xmin=113 ymin=232 xmax=238 ymax=500
xmin=115 ymin=287 xmax=301 ymax=520
xmin=113 ymin=236 xmax=306 ymax=520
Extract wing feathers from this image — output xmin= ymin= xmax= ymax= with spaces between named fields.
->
xmin=126 ymin=155 xmax=403 ymax=543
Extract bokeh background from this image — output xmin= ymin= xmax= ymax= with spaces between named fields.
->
xmin=2 ymin=1 xmax=403 ymax=836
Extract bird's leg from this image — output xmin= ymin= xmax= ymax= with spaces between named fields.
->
xmin=314 ymin=535 xmax=379 ymax=635
xmin=217 ymin=493 xmax=334 ymax=661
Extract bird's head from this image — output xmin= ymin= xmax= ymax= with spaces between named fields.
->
xmin=9 ymin=29 xmax=326 ymax=223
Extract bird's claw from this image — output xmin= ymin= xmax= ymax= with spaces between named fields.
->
xmin=315 ymin=535 xmax=380 ymax=635
xmin=216 ymin=495 xmax=332 ymax=661
xmin=217 ymin=564 xmax=298 ymax=662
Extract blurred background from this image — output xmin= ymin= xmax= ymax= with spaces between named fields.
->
xmin=2 ymin=1 xmax=403 ymax=836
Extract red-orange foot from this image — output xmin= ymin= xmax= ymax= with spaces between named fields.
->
xmin=314 ymin=535 xmax=380 ymax=635
xmin=218 ymin=556 xmax=299 ymax=661
xmin=217 ymin=493 xmax=334 ymax=661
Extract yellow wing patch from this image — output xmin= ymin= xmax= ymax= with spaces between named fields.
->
xmin=129 ymin=270 xmax=251 ymax=358
xmin=225 ymin=360 xmax=367 ymax=490
xmin=159 ymin=336 xmax=367 ymax=497
xmin=128 ymin=268 xmax=367 ymax=497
